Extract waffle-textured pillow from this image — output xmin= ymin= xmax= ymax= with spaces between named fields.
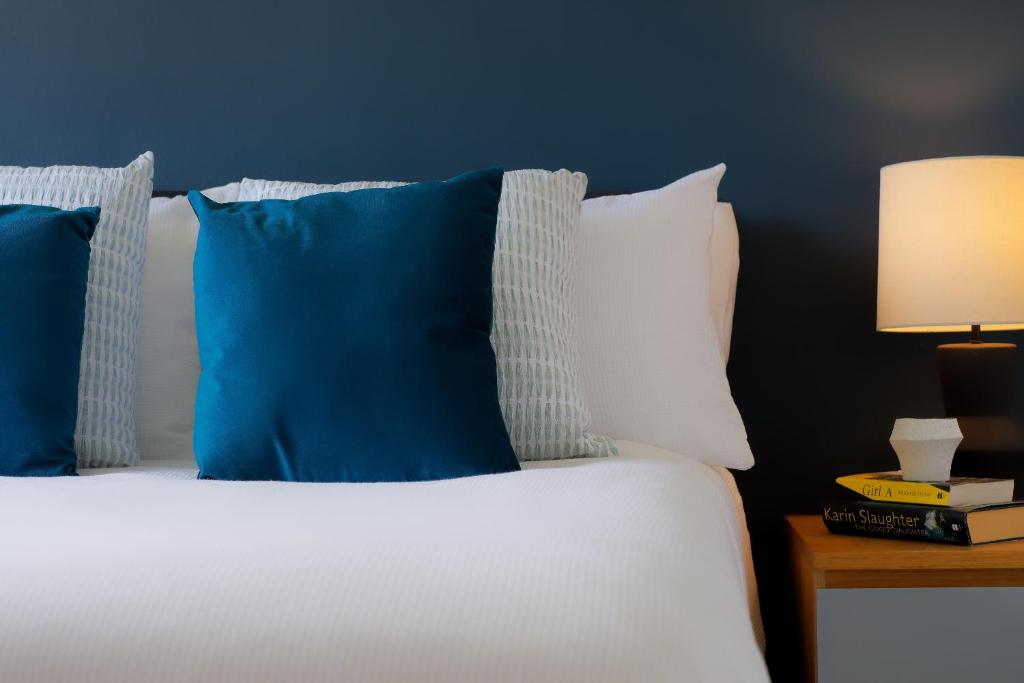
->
xmin=0 ymin=153 xmax=154 ymax=467
xmin=577 ymin=165 xmax=753 ymax=469
xmin=0 ymin=205 xmax=98 ymax=476
xmin=238 ymin=171 xmax=614 ymax=461
xmin=190 ymin=169 xmax=521 ymax=482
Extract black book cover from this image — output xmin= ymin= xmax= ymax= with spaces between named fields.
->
xmin=821 ymin=499 xmax=971 ymax=545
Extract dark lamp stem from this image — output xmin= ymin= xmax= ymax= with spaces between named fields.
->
xmin=970 ymin=324 xmax=982 ymax=344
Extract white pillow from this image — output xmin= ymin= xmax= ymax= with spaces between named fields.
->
xmin=576 ymin=165 xmax=753 ymax=469
xmin=710 ymin=203 xmax=740 ymax=363
xmin=238 ymin=172 xmax=615 ymax=461
xmin=136 ymin=184 xmax=240 ymax=461
xmin=0 ymin=153 xmax=155 ymax=468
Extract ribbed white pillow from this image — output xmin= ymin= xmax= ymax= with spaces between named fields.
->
xmin=238 ymin=171 xmax=615 ymax=460
xmin=0 ymin=153 xmax=154 ymax=467
xmin=136 ymin=184 xmax=240 ymax=461
xmin=577 ymin=165 xmax=754 ymax=469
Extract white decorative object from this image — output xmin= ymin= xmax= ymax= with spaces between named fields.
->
xmin=890 ymin=418 xmax=962 ymax=482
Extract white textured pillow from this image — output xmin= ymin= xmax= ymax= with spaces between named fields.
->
xmin=577 ymin=165 xmax=753 ymax=469
xmin=136 ymin=184 xmax=240 ymax=461
xmin=238 ymin=171 xmax=614 ymax=460
xmin=0 ymin=153 xmax=154 ymax=467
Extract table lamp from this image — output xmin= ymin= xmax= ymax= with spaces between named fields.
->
xmin=877 ymin=156 xmax=1024 ymax=453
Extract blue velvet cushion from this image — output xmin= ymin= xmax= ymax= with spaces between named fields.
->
xmin=0 ymin=204 xmax=98 ymax=476
xmin=188 ymin=168 xmax=520 ymax=482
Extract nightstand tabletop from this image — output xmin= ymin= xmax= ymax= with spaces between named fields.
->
xmin=787 ymin=514 xmax=1024 ymax=588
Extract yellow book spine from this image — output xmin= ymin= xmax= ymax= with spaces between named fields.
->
xmin=836 ymin=475 xmax=950 ymax=506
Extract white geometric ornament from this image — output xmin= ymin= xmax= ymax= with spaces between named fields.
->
xmin=890 ymin=418 xmax=962 ymax=482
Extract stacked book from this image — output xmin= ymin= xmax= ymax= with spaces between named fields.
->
xmin=822 ymin=473 xmax=1024 ymax=545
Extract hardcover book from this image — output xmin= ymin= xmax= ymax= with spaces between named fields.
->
xmin=835 ymin=471 xmax=1013 ymax=507
xmin=822 ymin=498 xmax=1024 ymax=545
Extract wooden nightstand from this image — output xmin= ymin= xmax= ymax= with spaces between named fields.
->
xmin=787 ymin=515 xmax=1024 ymax=683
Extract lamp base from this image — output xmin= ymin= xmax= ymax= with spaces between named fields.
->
xmin=939 ymin=341 xmax=1024 ymax=492
xmin=937 ymin=342 xmax=1016 ymax=419
xmin=951 ymin=448 xmax=1024 ymax=496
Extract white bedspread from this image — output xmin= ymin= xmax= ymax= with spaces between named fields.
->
xmin=0 ymin=441 xmax=768 ymax=683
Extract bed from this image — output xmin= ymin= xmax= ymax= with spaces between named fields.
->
xmin=2 ymin=180 xmax=767 ymax=681
xmin=0 ymin=440 xmax=766 ymax=682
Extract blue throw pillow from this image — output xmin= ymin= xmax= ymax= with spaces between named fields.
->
xmin=0 ymin=204 xmax=99 ymax=476
xmin=189 ymin=168 xmax=520 ymax=482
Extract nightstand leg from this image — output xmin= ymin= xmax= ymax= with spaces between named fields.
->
xmin=791 ymin=525 xmax=819 ymax=683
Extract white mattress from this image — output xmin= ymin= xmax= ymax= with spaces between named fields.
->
xmin=0 ymin=441 xmax=768 ymax=683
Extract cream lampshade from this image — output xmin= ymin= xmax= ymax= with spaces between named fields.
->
xmin=877 ymin=156 xmax=1024 ymax=459
xmin=878 ymin=156 xmax=1024 ymax=333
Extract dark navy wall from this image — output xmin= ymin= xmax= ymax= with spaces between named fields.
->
xmin=5 ymin=1 xmax=1024 ymax=678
